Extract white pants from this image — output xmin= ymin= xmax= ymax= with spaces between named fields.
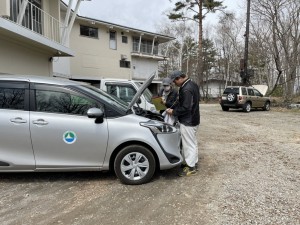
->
xmin=180 ymin=123 xmax=199 ymax=167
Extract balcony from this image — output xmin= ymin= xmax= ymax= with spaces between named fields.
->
xmin=132 ymin=38 xmax=165 ymax=60
xmin=0 ymin=0 xmax=73 ymax=56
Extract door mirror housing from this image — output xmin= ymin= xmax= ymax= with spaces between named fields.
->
xmin=87 ymin=108 xmax=104 ymax=123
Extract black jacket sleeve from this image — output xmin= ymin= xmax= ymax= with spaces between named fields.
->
xmin=165 ymin=89 xmax=178 ymax=108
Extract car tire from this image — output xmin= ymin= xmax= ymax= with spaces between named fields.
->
xmin=114 ymin=145 xmax=156 ymax=185
xmin=221 ymin=106 xmax=229 ymax=111
xmin=243 ymin=102 xmax=251 ymax=113
xmin=227 ymin=93 xmax=236 ymax=102
xmin=263 ymin=101 xmax=270 ymax=111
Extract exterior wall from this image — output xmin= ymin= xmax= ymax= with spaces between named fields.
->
xmin=201 ymin=80 xmax=225 ymax=98
xmin=69 ymin=20 xmax=132 ymax=79
xmin=0 ymin=36 xmax=52 ymax=76
xmin=132 ymin=57 xmax=158 ymax=79
xmin=44 ymin=0 xmax=60 ymax=20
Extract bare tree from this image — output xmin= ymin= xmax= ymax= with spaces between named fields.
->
xmin=157 ymin=21 xmax=197 ymax=77
xmin=168 ymin=0 xmax=226 ymax=87
xmin=251 ymin=0 xmax=300 ymax=103
xmin=214 ymin=13 xmax=244 ymax=87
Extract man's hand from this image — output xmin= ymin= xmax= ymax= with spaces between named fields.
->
xmin=166 ymin=108 xmax=173 ymax=115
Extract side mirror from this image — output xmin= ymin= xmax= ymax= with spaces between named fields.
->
xmin=87 ymin=108 xmax=104 ymax=124
xmin=137 ymin=98 xmax=142 ymax=104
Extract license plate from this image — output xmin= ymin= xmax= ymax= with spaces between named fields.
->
xmin=222 ymin=96 xmax=227 ymax=100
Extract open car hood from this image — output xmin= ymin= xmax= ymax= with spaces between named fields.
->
xmin=127 ymin=73 xmax=155 ymax=110
xmin=252 ymin=85 xmax=268 ymax=96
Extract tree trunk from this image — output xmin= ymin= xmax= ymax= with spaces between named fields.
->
xmin=198 ymin=0 xmax=204 ymax=98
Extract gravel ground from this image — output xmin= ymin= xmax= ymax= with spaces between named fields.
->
xmin=0 ymin=104 xmax=299 ymax=225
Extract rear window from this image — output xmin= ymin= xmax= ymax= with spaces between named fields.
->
xmin=223 ymin=88 xmax=239 ymax=94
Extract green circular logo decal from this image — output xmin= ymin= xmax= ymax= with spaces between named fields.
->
xmin=63 ymin=131 xmax=77 ymax=144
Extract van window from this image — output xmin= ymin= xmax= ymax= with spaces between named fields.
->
xmin=35 ymin=89 xmax=99 ymax=115
xmin=106 ymin=84 xmax=136 ymax=103
xmin=0 ymin=87 xmax=25 ymax=110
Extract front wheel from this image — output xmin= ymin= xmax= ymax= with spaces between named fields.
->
xmin=243 ymin=102 xmax=251 ymax=113
xmin=114 ymin=145 xmax=156 ymax=185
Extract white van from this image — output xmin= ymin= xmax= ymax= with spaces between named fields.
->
xmin=99 ymin=78 xmax=157 ymax=112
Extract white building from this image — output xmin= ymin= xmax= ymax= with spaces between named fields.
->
xmin=0 ymin=1 xmax=174 ymax=95
xmin=0 ymin=0 xmax=75 ymax=76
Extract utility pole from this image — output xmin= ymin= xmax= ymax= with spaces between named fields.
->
xmin=241 ymin=0 xmax=251 ymax=85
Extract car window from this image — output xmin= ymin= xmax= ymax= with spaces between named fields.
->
xmin=247 ymin=89 xmax=255 ymax=96
xmin=106 ymin=84 xmax=136 ymax=103
xmin=79 ymin=85 xmax=128 ymax=112
xmin=119 ymin=86 xmax=136 ymax=102
xmin=253 ymin=89 xmax=262 ymax=97
xmin=223 ymin=87 xmax=239 ymax=94
xmin=35 ymin=89 xmax=99 ymax=115
xmin=241 ymin=87 xmax=247 ymax=95
xmin=0 ymin=87 xmax=25 ymax=110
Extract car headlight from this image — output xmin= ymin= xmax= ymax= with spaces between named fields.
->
xmin=140 ymin=120 xmax=177 ymax=133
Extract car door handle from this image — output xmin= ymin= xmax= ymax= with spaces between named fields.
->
xmin=33 ymin=119 xmax=49 ymax=125
xmin=10 ymin=117 xmax=27 ymax=124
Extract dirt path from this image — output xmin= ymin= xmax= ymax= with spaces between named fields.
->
xmin=1 ymin=104 xmax=299 ymax=225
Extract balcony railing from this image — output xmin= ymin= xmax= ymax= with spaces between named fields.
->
xmin=132 ymin=42 xmax=159 ymax=55
xmin=9 ymin=0 xmax=65 ymax=44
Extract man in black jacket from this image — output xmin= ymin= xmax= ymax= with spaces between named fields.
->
xmin=166 ymin=70 xmax=200 ymax=176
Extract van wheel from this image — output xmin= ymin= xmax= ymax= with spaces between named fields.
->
xmin=243 ymin=102 xmax=251 ymax=113
xmin=114 ymin=145 xmax=156 ymax=185
xmin=263 ymin=102 xmax=270 ymax=111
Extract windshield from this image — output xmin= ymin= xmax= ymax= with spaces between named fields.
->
xmin=135 ymin=82 xmax=153 ymax=102
xmin=78 ymin=84 xmax=129 ymax=112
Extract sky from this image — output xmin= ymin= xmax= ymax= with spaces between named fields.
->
xmin=68 ymin=0 xmax=246 ymax=33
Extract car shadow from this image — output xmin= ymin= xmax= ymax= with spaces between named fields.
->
xmin=0 ymin=171 xmax=117 ymax=184
xmin=0 ymin=167 xmax=181 ymax=184
xmin=221 ymin=108 xmax=265 ymax=113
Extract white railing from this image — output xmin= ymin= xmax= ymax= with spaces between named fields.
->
xmin=133 ymin=41 xmax=159 ymax=55
xmin=9 ymin=0 xmax=65 ymax=44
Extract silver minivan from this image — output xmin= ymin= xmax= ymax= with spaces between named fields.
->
xmin=0 ymin=74 xmax=182 ymax=185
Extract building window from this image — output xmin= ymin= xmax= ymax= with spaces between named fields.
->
xmin=122 ymin=36 xmax=128 ymax=43
xmin=109 ymin=31 xmax=117 ymax=49
xmin=80 ymin=25 xmax=98 ymax=38
xmin=120 ymin=60 xmax=130 ymax=68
